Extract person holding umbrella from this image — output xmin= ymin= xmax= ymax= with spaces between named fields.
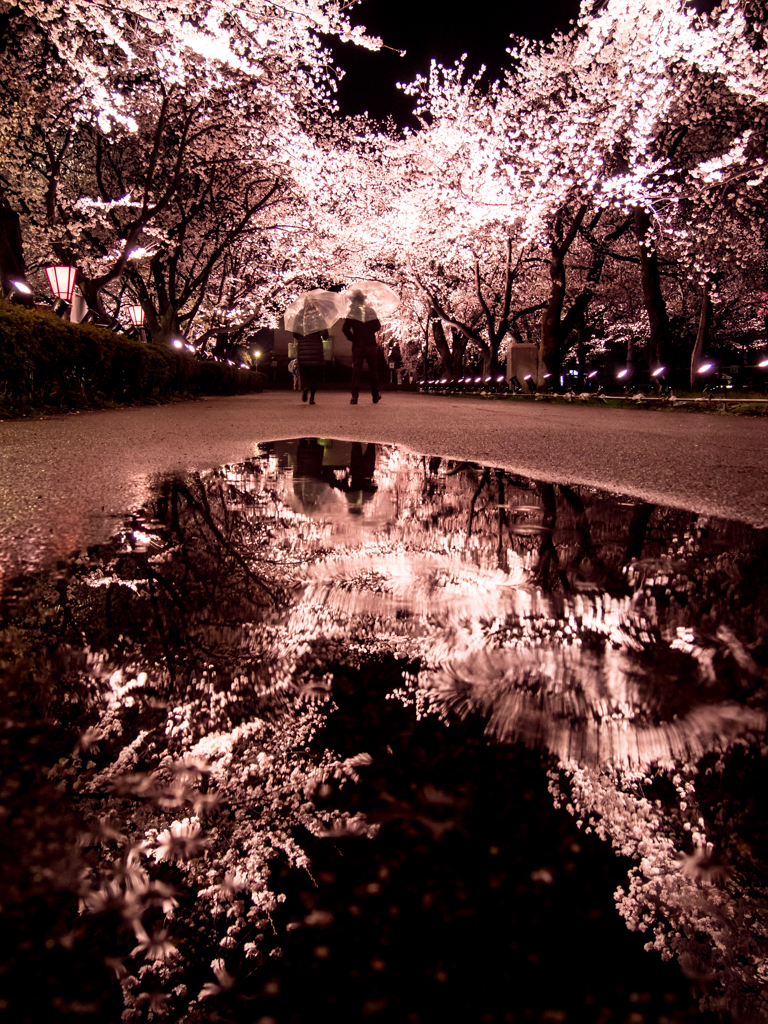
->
xmin=284 ymin=290 xmax=341 ymax=405
xmin=342 ymin=289 xmax=381 ymax=405
xmin=340 ymin=282 xmax=399 ymax=405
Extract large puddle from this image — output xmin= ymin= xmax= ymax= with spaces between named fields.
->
xmin=2 ymin=438 xmax=767 ymax=1023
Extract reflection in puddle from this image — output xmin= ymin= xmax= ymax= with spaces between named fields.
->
xmin=2 ymin=438 xmax=767 ymax=1022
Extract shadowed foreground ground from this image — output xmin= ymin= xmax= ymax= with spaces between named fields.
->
xmin=1 ymin=390 xmax=767 ymax=587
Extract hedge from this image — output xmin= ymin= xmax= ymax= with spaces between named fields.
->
xmin=0 ymin=301 xmax=265 ymax=417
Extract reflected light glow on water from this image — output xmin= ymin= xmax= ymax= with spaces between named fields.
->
xmin=2 ymin=438 xmax=768 ymax=1024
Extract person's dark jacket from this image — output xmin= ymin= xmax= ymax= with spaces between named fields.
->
xmin=342 ymin=318 xmax=381 ymax=349
xmin=294 ymin=331 xmax=325 ymax=366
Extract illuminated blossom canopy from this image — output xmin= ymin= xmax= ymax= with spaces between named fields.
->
xmin=0 ymin=0 xmax=766 ymax=368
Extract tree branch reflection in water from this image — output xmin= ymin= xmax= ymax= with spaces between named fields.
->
xmin=4 ymin=438 xmax=767 ymax=1021
xmin=256 ymin=441 xmax=768 ymax=1020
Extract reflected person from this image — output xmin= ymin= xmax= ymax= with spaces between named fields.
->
xmin=292 ymin=437 xmax=330 ymax=511
xmin=328 ymin=442 xmax=377 ymax=515
xmin=342 ymin=289 xmax=381 ymax=405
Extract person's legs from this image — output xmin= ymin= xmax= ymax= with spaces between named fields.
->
xmin=351 ymin=347 xmax=366 ymax=403
xmin=303 ymin=365 xmax=320 ymax=403
xmin=365 ymin=347 xmax=380 ymax=401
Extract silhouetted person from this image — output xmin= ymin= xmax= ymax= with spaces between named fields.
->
xmin=343 ymin=289 xmax=381 ymax=405
xmin=294 ymin=330 xmax=325 ymax=404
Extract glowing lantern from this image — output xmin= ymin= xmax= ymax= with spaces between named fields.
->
xmin=126 ymin=305 xmax=146 ymax=327
xmin=45 ymin=266 xmax=77 ymax=302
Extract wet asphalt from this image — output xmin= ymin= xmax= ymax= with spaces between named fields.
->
xmin=1 ymin=389 xmax=767 ymax=588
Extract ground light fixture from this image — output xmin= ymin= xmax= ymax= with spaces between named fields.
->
xmin=587 ymin=370 xmax=598 ymax=379
xmin=652 ymin=366 xmax=666 ymax=377
xmin=758 ymin=359 xmax=768 ymax=368
xmin=697 ymin=362 xmax=714 ymax=373
xmin=172 ymin=339 xmax=183 ymax=349
xmin=11 ymin=279 xmax=31 ymax=295
xmin=617 ymin=368 xmax=629 ymax=379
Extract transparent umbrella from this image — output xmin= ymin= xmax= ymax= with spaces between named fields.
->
xmin=340 ymin=281 xmax=400 ymax=323
xmin=285 ymin=290 xmax=343 ymax=336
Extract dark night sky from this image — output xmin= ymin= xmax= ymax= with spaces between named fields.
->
xmin=328 ymin=0 xmax=721 ymax=126
xmin=328 ymin=0 xmax=581 ymax=125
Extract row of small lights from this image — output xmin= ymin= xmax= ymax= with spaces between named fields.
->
xmin=422 ymin=362 xmax=768 ymax=388
xmin=419 ymin=375 xmax=507 ymax=385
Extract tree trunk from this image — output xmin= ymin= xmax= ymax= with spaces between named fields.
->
xmin=450 ymin=329 xmax=467 ymax=377
xmin=481 ymin=349 xmax=493 ymax=380
xmin=0 ymin=192 xmax=32 ymax=304
xmin=538 ymin=205 xmax=587 ymax=385
xmin=690 ymin=281 xmax=711 ymax=390
xmin=633 ymin=208 xmax=672 ymax=369
xmin=147 ymin=307 xmax=183 ymax=347
xmin=432 ymin=321 xmax=470 ymax=378
xmin=575 ymin=317 xmax=586 ymax=386
xmin=431 ymin=319 xmax=453 ymax=377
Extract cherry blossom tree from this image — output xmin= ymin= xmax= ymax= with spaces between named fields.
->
xmin=0 ymin=0 xmax=381 ymax=338
xmin=467 ymin=0 xmax=768 ymax=383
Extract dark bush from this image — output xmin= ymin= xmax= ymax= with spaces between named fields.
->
xmin=0 ymin=301 xmax=265 ymax=416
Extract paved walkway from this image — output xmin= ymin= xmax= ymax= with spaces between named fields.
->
xmin=2 ymin=391 xmax=768 ymax=588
